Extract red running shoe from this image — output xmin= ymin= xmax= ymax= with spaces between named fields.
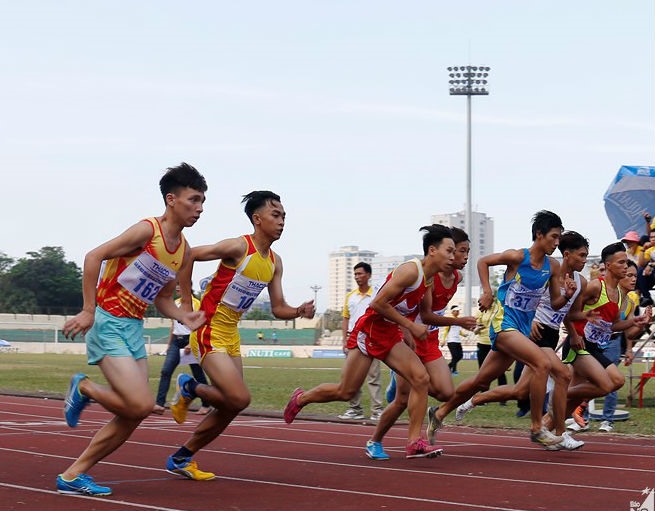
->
xmin=405 ymin=438 xmax=443 ymax=459
xmin=284 ymin=388 xmax=304 ymax=424
xmin=572 ymin=401 xmax=588 ymax=428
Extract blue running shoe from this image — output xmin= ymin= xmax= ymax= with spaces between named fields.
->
xmin=56 ymin=473 xmax=112 ymax=496
xmin=170 ymin=373 xmax=195 ymax=424
xmin=385 ymin=371 xmax=396 ymax=403
xmin=64 ymin=373 xmax=90 ymax=428
xmin=365 ymin=440 xmax=390 ymax=460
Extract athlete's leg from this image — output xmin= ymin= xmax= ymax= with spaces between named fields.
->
xmin=565 ymin=355 xmax=619 ymax=415
xmin=436 ymin=349 xmax=514 ymax=422
xmin=494 ymin=330 xmax=551 ymax=435
xmin=384 ymin=342 xmax=430 ymax=441
xmin=297 ymin=348 xmax=372 ymax=406
xmin=370 ymin=375 xmax=410 ymax=443
xmin=62 ymin=357 xmax=150 ymax=478
xmin=542 ymin=349 xmax=571 ymax=435
xmin=425 ymin=357 xmax=454 ymax=402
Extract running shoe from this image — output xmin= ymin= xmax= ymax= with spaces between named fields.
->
xmin=565 ymin=418 xmax=589 ymax=432
xmin=455 ymin=398 xmax=475 ymax=422
xmin=64 ymin=373 xmax=90 ymax=428
xmin=598 ymin=420 xmax=614 ymax=432
xmin=426 ymin=406 xmax=443 ymax=445
xmin=365 ymin=440 xmax=390 ymax=460
xmin=405 ymin=438 xmax=444 ymax=459
xmin=385 ymin=371 xmax=397 ymax=403
xmin=283 ymin=388 xmax=304 ymax=424
xmin=370 ymin=411 xmax=383 ymax=421
xmin=56 ymin=473 xmax=112 ymax=496
xmin=338 ymin=409 xmax=365 ymax=420
xmin=166 ymin=455 xmax=216 ymax=481
xmin=170 ymin=373 xmax=195 ymax=425
xmin=530 ymin=428 xmax=562 ymax=446
xmin=543 ymin=432 xmax=585 ymax=451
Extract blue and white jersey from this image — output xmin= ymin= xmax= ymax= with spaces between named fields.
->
xmin=534 ymin=271 xmax=581 ymax=329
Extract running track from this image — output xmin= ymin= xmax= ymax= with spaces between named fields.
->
xmin=1 ymin=395 xmax=653 ymax=511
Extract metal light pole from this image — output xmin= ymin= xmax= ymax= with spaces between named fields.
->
xmin=448 ymin=65 xmax=490 ymax=316
xmin=310 ymin=285 xmax=321 ymax=308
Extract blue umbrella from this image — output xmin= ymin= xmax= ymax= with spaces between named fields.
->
xmin=603 ymin=166 xmax=655 ymax=239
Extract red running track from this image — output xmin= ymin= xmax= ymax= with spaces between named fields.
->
xmin=0 ymin=395 xmax=653 ymax=511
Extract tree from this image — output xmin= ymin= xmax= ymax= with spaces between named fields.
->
xmin=0 ymin=247 xmax=82 ymax=314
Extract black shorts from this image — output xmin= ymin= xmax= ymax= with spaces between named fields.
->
xmin=561 ymin=336 xmax=613 ymax=369
xmin=531 ymin=323 xmax=559 ymax=349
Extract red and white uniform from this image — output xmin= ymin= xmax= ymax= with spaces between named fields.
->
xmin=346 ymin=259 xmax=428 ymax=360
xmin=413 ymin=269 xmax=460 ymax=363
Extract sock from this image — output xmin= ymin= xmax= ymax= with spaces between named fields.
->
xmin=184 ymin=378 xmax=199 ymax=397
xmin=172 ymin=446 xmax=194 ymax=462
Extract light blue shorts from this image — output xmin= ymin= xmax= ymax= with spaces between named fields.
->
xmin=86 ymin=307 xmax=147 ymax=365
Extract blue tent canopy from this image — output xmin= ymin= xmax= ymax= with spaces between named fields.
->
xmin=603 ymin=166 xmax=655 ymax=239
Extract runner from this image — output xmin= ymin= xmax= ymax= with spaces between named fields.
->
xmin=427 ymin=210 xmax=576 ymax=447
xmin=365 ymin=227 xmax=477 ymax=459
xmin=164 ymin=190 xmax=315 ymax=481
xmin=284 ymin=224 xmax=455 ymax=458
xmin=56 ymin=163 xmax=208 ymax=496
xmin=453 ymin=231 xmax=590 ymax=451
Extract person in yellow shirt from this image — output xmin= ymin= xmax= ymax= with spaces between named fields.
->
xmin=637 ymin=230 xmax=655 ymax=306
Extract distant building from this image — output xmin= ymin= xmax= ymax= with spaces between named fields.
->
xmin=328 ymin=246 xmax=377 ymax=310
xmin=430 ymin=210 xmax=494 ymax=286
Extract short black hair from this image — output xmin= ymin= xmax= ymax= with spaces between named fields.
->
xmin=241 ymin=191 xmax=281 ymax=224
xmin=450 ymin=227 xmax=470 ymax=245
xmin=159 ymin=162 xmax=207 ymax=201
xmin=354 ymin=262 xmax=372 ymax=274
xmin=558 ymin=231 xmax=589 ymax=255
xmin=531 ymin=210 xmax=563 ymax=241
xmin=419 ymin=224 xmax=453 ymax=255
xmin=601 ymin=242 xmax=626 ymax=263
xmin=626 ymin=259 xmax=638 ymax=271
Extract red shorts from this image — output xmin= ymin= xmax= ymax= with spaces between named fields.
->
xmin=414 ymin=331 xmax=443 ymax=364
xmin=346 ymin=316 xmax=403 ymax=360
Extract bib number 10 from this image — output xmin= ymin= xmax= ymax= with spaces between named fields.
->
xmin=133 ymin=278 xmax=161 ymax=302
xmin=237 ymin=295 xmax=255 ymax=310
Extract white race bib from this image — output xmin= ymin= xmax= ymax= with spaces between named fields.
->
xmin=117 ymin=251 xmax=176 ymax=304
xmin=583 ymin=319 xmax=612 ymax=347
xmin=222 ymin=272 xmax=268 ymax=313
xmin=505 ymin=282 xmax=544 ymax=312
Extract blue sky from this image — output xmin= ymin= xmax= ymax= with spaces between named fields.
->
xmin=1 ymin=1 xmax=653 ymax=311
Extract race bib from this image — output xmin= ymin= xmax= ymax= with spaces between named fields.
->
xmin=117 ymin=251 xmax=176 ymax=304
xmin=505 ymin=282 xmax=544 ymax=312
xmin=584 ymin=319 xmax=612 ymax=347
xmin=222 ymin=272 xmax=268 ymax=313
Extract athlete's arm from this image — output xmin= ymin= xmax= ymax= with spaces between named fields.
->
xmin=477 ymin=249 xmax=522 ymax=311
xmin=563 ymin=276 xmax=589 ymax=350
xmin=370 ymin=261 xmax=428 ymax=340
xmin=268 ymin=254 xmax=316 ymax=320
xmin=62 ymin=220 xmax=156 ymax=340
xmin=190 ymin=237 xmax=247 ymax=266
xmin=548 ymin=258 xmax=576 ymax=310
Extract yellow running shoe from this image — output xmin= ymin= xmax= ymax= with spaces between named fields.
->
xmin=166 ymin=455 xmax=216 ymax=481
xmin=170 ymin=374 xmax=194 ymax=424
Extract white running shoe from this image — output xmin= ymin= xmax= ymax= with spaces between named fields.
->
xmin=598 ymin=420 xmax=614 ymax=432
xmin=544 ymin=432 xmax=585 ymax=451
xmin=565 ymin=418 xmax=589 ymax=432
xmin=455 ymin=399 xmax=475 ymax=422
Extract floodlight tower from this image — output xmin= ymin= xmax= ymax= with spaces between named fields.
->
xmin=447 ymin=65 xmax=490 ymax=315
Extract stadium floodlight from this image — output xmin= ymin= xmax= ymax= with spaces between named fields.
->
xmin=448 ymin=65 xmax=491 ymax=316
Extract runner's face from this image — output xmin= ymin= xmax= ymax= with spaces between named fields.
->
xmin=567 ymin=247 xmax=588 ymax=272
xmin=620 ymin=267 xmax=637 ymax=291
xmin=254 ymin=200 xmax=286 ymax=240
xmin=607 ymin=251 xmax=628 ymax=279
xmin=453 ymin=241 xmax=470 ymax=270
xmin=538 ymin=227 xmax=561 ymax=255
xmin=429 ymin=238 xmax=456 ymax=273
xmin=169 ymin=187 xmax=205 ymax=227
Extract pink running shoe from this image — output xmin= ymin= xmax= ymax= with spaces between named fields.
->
xmin=405 ymin=438 xmax=444 ymax=459
xmin=284 ymin=388 xmax=304 ymax=424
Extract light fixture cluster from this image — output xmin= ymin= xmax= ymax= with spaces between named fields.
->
xmin=448 ymin=66 xmax=490 ymax=95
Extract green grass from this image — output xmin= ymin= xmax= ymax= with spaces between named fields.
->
xmin=1 ymin=354 xmax=653 ymax=435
